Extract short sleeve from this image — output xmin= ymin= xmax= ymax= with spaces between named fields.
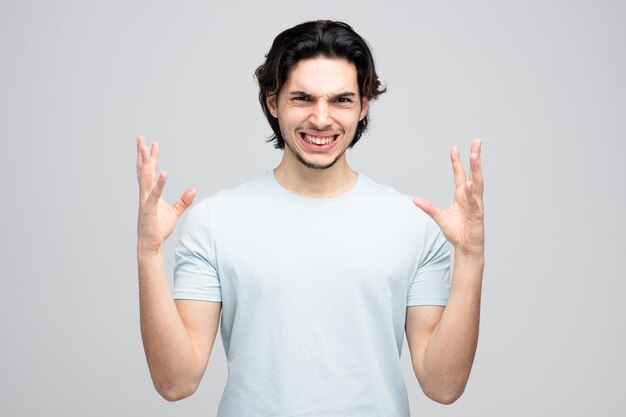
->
xmin=173 ymin=199 xmax=222 ymax=302
xmin=407 ymin=219 xmax=451 ymax=306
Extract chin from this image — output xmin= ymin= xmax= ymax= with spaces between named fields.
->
xmin=292 ymin=146 xmax=345 ymax=170
xmin=299 ymin=157 xmax=341 ymax=170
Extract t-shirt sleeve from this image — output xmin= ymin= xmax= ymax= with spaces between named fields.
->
xmin=407 ymin=218 xmax=451 ymax=306
xmin=172 ymin=199 xmax=222 ymax=302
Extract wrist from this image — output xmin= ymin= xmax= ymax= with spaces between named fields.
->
xmin=451 ymin=250 xmax=485 ymax=291
xmin=137 ymin=245 xmax=164 ymax=261
xmin=453 ymin=249 xmax=485 ymax=267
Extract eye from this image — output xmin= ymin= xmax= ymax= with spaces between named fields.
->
xmin=335 ymin=97 xmax=354 ymax=107
xmin=293 ymin=96 xmax=310 ymax=102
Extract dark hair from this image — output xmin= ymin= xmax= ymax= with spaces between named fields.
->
xmin=255 ymin=20 xmax=386 ymax=149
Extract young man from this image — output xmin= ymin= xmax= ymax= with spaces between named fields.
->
xmin=136 ymin=20 xmax=484 ymax=416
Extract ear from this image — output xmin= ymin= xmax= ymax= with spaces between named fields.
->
xmin=359 ymin=97 xmax=369 ymax=121
xmin=266 ymin=93 xmax=278 ymax=118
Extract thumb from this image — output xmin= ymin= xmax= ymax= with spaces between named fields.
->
xmin=172 ymin=187 xmax=197 ymax=217
xmin=413 ymin=197 xmax=441 ymax=220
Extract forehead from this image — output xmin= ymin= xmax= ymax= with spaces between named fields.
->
xmin=283 ymin=57 xmax=359 ymax=95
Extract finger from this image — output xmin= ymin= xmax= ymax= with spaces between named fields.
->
xmin=413 ymin=197 xmax=442 ymax=222
xmin=469 ymin=139 xmax=484 ymax=198
xmin=450 ymin=146 xmax=467 ymax=189
xmin=136 ymin=136 xmax=143 ymax=183
xmin=150 ymin=142 xmax=160 ymax=182
xmin=471 ymin=138 xmax=481 ymax=156
xmin=147 ymin=171 xmax=167 ymax=206
xmin=470 ymin=153 xmax=484 ymax=199
xmin=139 ymin=136 xmax=153 ymax=193
xmin=172 ymin=187 xmax=197 ymax=217
xmin=464 ymin=181 xmax=482 ymax=214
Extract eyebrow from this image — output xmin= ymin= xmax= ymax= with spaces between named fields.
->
xmin=288 ymin=91 xmax=357 ymax=99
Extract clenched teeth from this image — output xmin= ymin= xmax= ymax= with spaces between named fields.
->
xmin=303 ymin=134 xmax=335 ymax=145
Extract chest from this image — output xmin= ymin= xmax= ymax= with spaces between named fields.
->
xmin=212 ymin=205 xmax=421 ymax=309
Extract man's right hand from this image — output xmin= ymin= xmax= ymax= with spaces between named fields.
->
xmin=136 ymin=136 xmax=218 ymax=401
xmin=136 ymin=135 xmax=197 ymax=255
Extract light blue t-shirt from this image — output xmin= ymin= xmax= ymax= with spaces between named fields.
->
xmin=173 ymin=171 xmax=451 ymax=417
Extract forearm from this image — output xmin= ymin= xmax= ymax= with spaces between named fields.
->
xmin=420 ymin=253 xmax=484 ymax=403
xmin=138 ymin=250 xmax=201 ymax=400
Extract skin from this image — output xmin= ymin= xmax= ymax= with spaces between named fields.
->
xmin=136 ymin=56 xmax=485 ymax=404
xmin=266 ymin=57 xmax=368 ymax=198
xmin=136 ymin=137 xmax=221 ymax=401
xmin=410 ymin=139 xmax=485 ymax=403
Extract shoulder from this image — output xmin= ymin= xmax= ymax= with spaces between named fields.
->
xmin=357 ymin=174 xmax=441 ymax=234
xmin=358 ymin=174 xmax=423 ymax=213
xmin=183 ymin=172 xmax=277 ymax=223
xmin=194 ymin=172 xmax=274 ymax=206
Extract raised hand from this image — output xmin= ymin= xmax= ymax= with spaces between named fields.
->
xmin=136 ymin=135 xmax=197 ymax=255
xmin=413 ymin=139 xmax=484 ymax=257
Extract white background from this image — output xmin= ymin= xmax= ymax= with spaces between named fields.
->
xmin=1 ymin=0 xmax=624 ymax=415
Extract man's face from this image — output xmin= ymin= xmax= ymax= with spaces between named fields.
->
xmin=267 ymin=57 xmax=368 ymax=170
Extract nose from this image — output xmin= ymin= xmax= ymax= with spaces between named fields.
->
xmin=309 ymin=100 xmax=331 ymax=129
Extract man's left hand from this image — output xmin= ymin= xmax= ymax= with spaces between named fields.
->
xmin=413 ymin=139 xmax=484 ymax=257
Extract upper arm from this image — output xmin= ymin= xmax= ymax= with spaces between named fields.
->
xmin=405 ymin=305 xmax=444 ymax=383
xmin=175 ymin=299 xmax=222 ymax=375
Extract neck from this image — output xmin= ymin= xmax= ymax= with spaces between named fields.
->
xmin=273 ymin=153 xmax=358 ymax=198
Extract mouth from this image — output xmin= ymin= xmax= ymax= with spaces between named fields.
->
xmin=299 ymin=132 xmax=338 ymax=147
